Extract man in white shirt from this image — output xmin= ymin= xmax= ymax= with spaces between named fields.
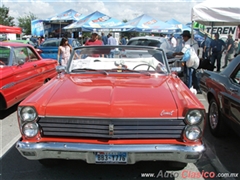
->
xmin=173 ymin=30 xmax=199 ymax=91
xmin=107 ymin=33 xmax=117 ymax=58
xmin=170 ymin=34 xmax=177 ymax=50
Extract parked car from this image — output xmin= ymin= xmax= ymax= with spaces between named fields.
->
xmin=126 ymin=36 xmax=174 ymax=54
xmin=200 ymin=55 xmax=240 ymax=137
xmin=0 ymin=42 xmax=58 ymax=110
xmin=38 ymin=38 xmax=81 ymax=60
xmin=6 ymin=39 xmax=42 ymax=55
xmin=6 ymin=39 xmax=38 ymax=48
xmin=126 ymin=36 xmax=184 ymax=79
xmin=16 ymin=45 xmax=206 ymax=167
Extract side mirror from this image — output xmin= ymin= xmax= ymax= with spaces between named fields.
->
xmin=56 ymin=65 xmax=66 ymax=74
xmin=18 ymin=59 xmax=25 ymax=65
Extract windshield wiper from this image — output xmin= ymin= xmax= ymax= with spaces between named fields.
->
xmin=71 ymin=68 xmax=108 ymax=75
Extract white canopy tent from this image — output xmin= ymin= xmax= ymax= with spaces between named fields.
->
xmin=192 ymin=0 xmax=240 ymax=26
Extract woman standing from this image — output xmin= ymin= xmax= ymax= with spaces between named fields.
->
xmin=57 ymin=37 xmax=72 ymax=66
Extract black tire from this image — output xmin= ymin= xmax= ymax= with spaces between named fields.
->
xmin=208 ymin=98 xmax=226 ymax=137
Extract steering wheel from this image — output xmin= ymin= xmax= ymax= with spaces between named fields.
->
xmin=133 ymin=64 xmax=156 ymax=71
xmin=0 ymin=60 xmax=6 ymax=65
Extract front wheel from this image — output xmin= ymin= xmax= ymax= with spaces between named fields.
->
xmin=208 ymin=98 xmax=226 ymax=137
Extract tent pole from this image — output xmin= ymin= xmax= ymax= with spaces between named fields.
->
xmin=81 ymin=29 xmax=83 ymax=45
xmin=211 ymin=22 xmax=213 ymax=39
xmin=59 ymin=20 xmax=61 ymax=38
xmin=191 ymin=20 xmax=194 ymax=45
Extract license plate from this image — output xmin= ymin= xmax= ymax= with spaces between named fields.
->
xmin=95 ymin=152 xmax=127 ymax=164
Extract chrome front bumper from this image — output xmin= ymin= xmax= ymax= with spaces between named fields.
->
xmin=16 ymin=141 xmax=205 ymax=164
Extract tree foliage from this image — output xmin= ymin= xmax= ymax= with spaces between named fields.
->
xmin=17 ymin=12 xmax=38 ymax=35
xmin=122 ymin=19 xmax=128 ymax=23
xmin=0 ymin=5 xmax=15 ymax=26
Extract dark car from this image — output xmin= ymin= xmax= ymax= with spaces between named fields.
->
xmin=127 ymin=36 xmax=174 ymax=53
xmin=200 ymin=55 xmax=240 ymax=137
xmin=38 ymin=38 xmax=81 ymax=60
xmin=127 ymin=36 xmax=184 ymax=79
xmin=6 ymin=40 xmax=38 ymax=48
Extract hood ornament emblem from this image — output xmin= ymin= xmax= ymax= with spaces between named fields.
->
xmin=160 ymin=110 xmax=174 ymax=116
xmin=109 ymin=124 xmax=114 ymax=136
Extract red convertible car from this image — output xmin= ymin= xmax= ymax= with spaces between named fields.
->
xmin=0 ymin=42 xmax=57 ymax=110
xmin=16 ymin=46 xmax=206 ymax=166
xmin=200 ymin=55 xmax=240 ymax=137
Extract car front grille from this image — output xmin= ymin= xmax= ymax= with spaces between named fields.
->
xmin=38 ymin=117 xmax=186 ymax=139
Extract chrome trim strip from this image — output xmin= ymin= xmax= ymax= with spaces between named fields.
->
xmin=37 ymin=115 xmax=185 ymax=119
xmin=0 ymin=68 xmax=55 ymax=90
xmin=16 ymin=141 xmax=205 ymax=164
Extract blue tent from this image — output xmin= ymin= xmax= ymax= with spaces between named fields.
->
xmin=165 ymin=19 xmax=191 ymax=32
xmin=46 ymin=9 xmax=85 ymax=22
xmin=115 ymin=14 xmax=178 ymax=33
xmin=63 ymin=11 xmax=124 ymax=32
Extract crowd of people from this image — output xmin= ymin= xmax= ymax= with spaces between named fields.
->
xmin=29 ymin=35 xmax=45 ymax=47
xmin=173 ymin=30 xmax=240 ymax=94
xmin=30 ymin=30 xmax=240 ymax=94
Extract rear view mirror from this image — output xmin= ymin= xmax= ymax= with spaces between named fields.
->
xmin=56 ymin=65 xmax=66 ymax=74
xmin=18 ymin=59 xmax=25 ymax=65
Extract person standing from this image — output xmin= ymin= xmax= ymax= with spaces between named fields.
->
xmin=85 ymin=31 xmax=103 ymax=57
xmin=237 ymin=40 xmax=240 ymax=55
xmin=120 ymin=35 xmax=127 ymax=45
xmin=172 ymin=30 xmax=199 ymax=89
xmin=57 ymin=37 xmax=72 ymax=66
xmin=85 ymin=31 xmax=103 ymax=46
xmin=202 ymin=34 xmax=211 ymax=59
xmin=107 ymin=33 xmax=117 ymax=58
xmin=101 ymin=32 xmax=108 ymax=45
xmin=209 ymin=33 xmax=225 ymax=72
xmin=170 ymin=33 xmax=177 ymax=51
xmin=222 ymin=34 xmax=234 ymax=68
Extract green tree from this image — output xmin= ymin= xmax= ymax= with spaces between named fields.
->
xmin=122 ymin=19 xmax=128 ymax=23
xmin=17 ymin=12 xmax=37 ymax=35
xmin=0 ymin=5 xmax=15 ymax=26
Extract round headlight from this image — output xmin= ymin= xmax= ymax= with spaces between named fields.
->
xmin=186 ymin=110 xmax=203 ymax=125
xmin=21 ymin=107 xmax=37 ymax=121
xmin=185 ymin=126 xmax=201 ymax=141
xmin=23 ymin=122 xmax=38 ymax=137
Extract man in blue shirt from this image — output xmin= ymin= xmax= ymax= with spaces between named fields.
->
xmin=209 ymin=33 xmax=225 ymax=72
xmin=120 ymin=35 xmax=127 ymax=45
xmin=101 ymin=32 xmax=108 ymax=45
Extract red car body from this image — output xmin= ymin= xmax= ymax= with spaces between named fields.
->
xmin=0 ymin=42 xmax=57 ymax=110
xmin=16 ymin=46 xmax=206 ymax=166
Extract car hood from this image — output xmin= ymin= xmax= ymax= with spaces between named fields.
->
xmin=42 ymin=74 xmax=179 ymax=118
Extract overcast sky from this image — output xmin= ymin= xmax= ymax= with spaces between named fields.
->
xmin=2 ymin=0 xmax=206 ymax=25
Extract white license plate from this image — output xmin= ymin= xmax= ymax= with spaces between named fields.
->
xmin=95 ymin=152 xmax=127 ymax=164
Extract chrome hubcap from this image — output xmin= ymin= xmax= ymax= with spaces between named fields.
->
xmin=209 ymin=102 xmax=219 ymax=129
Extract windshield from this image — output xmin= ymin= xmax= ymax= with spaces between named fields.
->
xmin=67 ymin=46 xmax=169 ymax=74
xmin=0 ymin=47 xmax=10 ymax=66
